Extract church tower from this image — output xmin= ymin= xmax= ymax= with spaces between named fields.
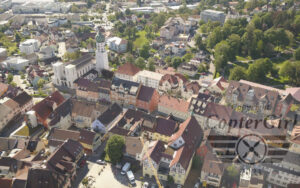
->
xmin=95 ymin=30 xmax=109 ymax=73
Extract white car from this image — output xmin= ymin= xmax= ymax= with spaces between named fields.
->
xmin=96 ymin=160 xmax=106 ymax=165
xmin=142 ymin=182 xmax=149 ymax=188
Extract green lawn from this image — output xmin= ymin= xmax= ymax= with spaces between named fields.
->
xmin=236 ymin=56 xmax=252 ymax=62
xmin=133 ymin=30 xmax=149 ymax=49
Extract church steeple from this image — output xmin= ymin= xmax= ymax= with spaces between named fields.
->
xmin=95 ymin=28 xmax=109 ymax=72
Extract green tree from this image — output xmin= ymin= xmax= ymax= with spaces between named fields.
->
xmin=279 ymin=60 xmax=300 ymax=86
xmin=15 ymin=32 xmax=21 ymax=44
xmin=105 ymin=135 xmax=125 ymax=164
xmin=171 ymin=56 xmax=182 ymax=69
xmin=139 ymin=43 xmax=150 ymax=59
xmin=148 ymin=57 xmax=156 ymax=71
xmin=226 ymin=164 xmax=239 ymax=178
xmin=135 ymin=57 xmax=146 ymax=69
xmin=165 ymin=56 xmax=171 ymax=64
xmin=137 ymin=0 xmax=142 ymax=6
xmin=247 ymin=58 xmax=272 ymax=82
xmin=229 ymin=66 xmax=247 ymax=81
xmin=227 ymin=34 xmax=241 ymax=57
xmin=182 ymin=53 xmax=193 ymax=63
xmin=37 ymin=79 xmax=45 ymax=88
xmin=214 ymin=40 xmax=234 ymax=62
xmin=294 ymin=47 xmax=300 ymax=60
xmin=7 ymin=73 xmax=13 ymax=83
xmin=195 ymin=34 xmax=205 ymax=50
xmin=264 ymin=28 xmax=289 ymax=51
xmin=126 ymin=54 xmax=135 ymax=63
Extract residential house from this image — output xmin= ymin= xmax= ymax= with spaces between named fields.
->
xmin=142 ymin=117 xmax=178 ymax=143
xmin=177 ymin=63 xmax=198 ymax=77
xmin=200 ymin=151 xmax=224 ymax=187
xmin=182 ymin=81 xmax=201 ymax=100
xmin=26 ymin=65 xmax=48 ymax=88
xmin=136 ymin=85 xmax=160 ymax=113
xmin=107 ymin=37 xmax=127 ymax=53
xmin=26 ymin=168 xmax=71 ymax=188
xmin=158 ymin=95 xmax=190 ymax=121
xmin=124 ymin=137 xmax=144 ymax=161
xmin=0 ymin=82 xmax=9 ymax=98
xmin=3 ymin=98 xmax=21 ymax=119
xmin=225 ymin=80 xmax=298 ymax=117
xmin=109 ymin=108 xmax=156 ymax=137
xmin=158 ymin=73 xmax=187 ymax=95
xmin=110 ymin=78 xmax=141 ymax=109
xmin=115 ymin=62 xmax=140 ymax=82
xmin=74 ymin=78 xmax=101 ymax=102
xmin=2 ymin=57 xmax=29 ymax=71
xmin=91 ymin=103 xmax=123 ymax=134
xmin=200 ymin=9 xmax=226 ymax=25
xmin=12 ymin=91 xmax=33 ymax=114
xmin=46 ymin=139 xmax=84 ymax=184
xmin=19 ymin=39 xmax=39 ymax=55
xmin=30 ymin=91 xmax=72 ymax=129
xmin=160 ymin=25 xmax=176 ymax=40
xmin=263 ymin=151 xmax=300 ymax=187
xmin=71 ymin=100 xmax=98 ymax=128
xmin=143 ymin=116 xmax=203 ymax=185
xmin=48 ymin=128 xmax=101 ymax=154
xmin=136 ymin=70 xmax=163 ymax=89
xmin=0 ymin=104 xmax=14 ymax=132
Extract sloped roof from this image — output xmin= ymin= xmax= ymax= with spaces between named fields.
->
xmin=137 ymin=85 xmax=155 ymax=102
xmin=116 ymin=62 xmax=140 ymax=76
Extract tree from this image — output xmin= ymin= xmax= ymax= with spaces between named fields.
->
xmin=227 ymin=34 xmax=241 ymax=57
xmin=247 ymin=58 xmax=272 ymax=82
xmin=214 ymin=40 xmax=234 ymax=62
xmin=264 ymin=28 xmax=289 ymax=51
xmin=294 ymin=47 xmax=300 ymax=60
xmin=195 ymin=34 xmax=205 ymax=50
xmin=279 ymin=60 xmax=300 ymax=86
xmin=37 ymin=79 xmax=45 ymax=88
xmin=182 ymin=53 xmax=193 ymax=63
xmin=105 ymin=135 xmax=125 ymax=164
xmin=148 ymin=57 xmax=156 ymax=71
xmin=139 ymin=43 xmax=150 ymax=59
xmin=229 ymin=66 xmax=247 ymax=81
xmin=135 ymin=57 xmax=146 ymax=69
xmin=15 ymin=32 xmax=21 ymax=44
xmin=165 ymin=56 xmax=171 ymax=64
xmin=171 ymin=57 xmax=182 ymax=69
xmin=7 ymin=73 xmax=13 ymax=83
xmin=226 ymin=164 xmax=239 ymax=177
xmin=137 ymin=0 xmax=142 ymax=6
xmin=126 ymin=54 xmax=135 ymax=63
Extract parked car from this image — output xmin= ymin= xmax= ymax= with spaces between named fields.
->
xmin=96 ymin=160 xmax=106 ymax=165
xmin=121 ymin=162 xmax=131 ymax=175
xmin=127 ymin=170 xmax=136 ymax=186
xmin=142 ymin=182 xmax=149 ymax=188
xmin=194 ymin=181 xmax=200 ymax=188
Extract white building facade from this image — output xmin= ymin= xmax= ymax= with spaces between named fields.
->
xmin=52 ymin=54 xmax=94 ymax=89
xmin=19 ymin=39 xmax=39 ymax=55
xmin=136 ymin=70 xmax=163 ymax=89
xmin=95 ymin=31 xmax=109 ymax=73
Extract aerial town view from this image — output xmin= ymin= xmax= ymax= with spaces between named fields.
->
xmin=0 ymin=0 xmax=299 ymax=188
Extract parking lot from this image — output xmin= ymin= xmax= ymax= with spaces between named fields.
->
xmin=79 ymin=162 xmax=144 ymax=188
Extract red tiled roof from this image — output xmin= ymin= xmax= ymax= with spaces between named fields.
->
xmin=32 ymin=91 xmax=65 ymax=121
xmin=159 ymin=95 xmax=189 ymax=113
xmin=116 ymin=62 xmax=140 ymax=76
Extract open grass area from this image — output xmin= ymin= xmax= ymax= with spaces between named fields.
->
xmin=236 ymin=56 xmax=252 ymax=62
xmin=15 ymin=124 xmax=42 ymax=136
xmin=133 ymin=30 xmax=149 ymax=49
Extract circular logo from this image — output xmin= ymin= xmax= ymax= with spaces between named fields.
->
xmin=236 ymin=134 xmax=267 ymax=165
